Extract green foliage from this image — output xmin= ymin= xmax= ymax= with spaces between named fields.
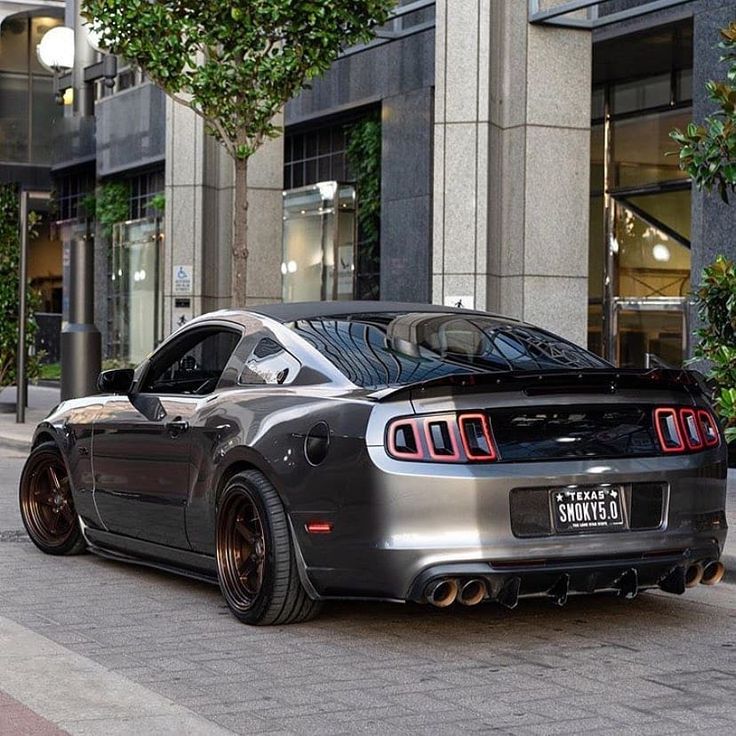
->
xmin=346 ymin=113 xmax=382 ymax=296
xmin=671 ymin=23 xmax=736 ymax=202
xmin=93 ymin=181 xmax=130 ymax=235
xmin=0 ymin=184 xmax=41 ymax=389
xmin=692 ymin=256 xmax=736 ymax=443
xmin=147 ymin=193 xmax=165 ymax=215
xmin=347 ymin=115 xmax=381 ymax=247
xmin=39 ymin=362 xmax=61 ymax=381
xmin=82 ymin=0 xmax=395 ymax=162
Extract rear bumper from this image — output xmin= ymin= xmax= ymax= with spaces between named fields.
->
xmin=294 ymin=445 xmax=728 ymax=602
xmin=405 ymin=544 xmax=722 ymax=605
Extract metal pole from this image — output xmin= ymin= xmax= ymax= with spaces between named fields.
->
xmin=59 ymin=4 xmax=101 ymax=400
xmin=16 ymin=189 xmax=28 ymax=423
xmin=602 ymin=83 xmax=616 ymax=365
xmin=60 ymin=218 xmax=101 ymax=400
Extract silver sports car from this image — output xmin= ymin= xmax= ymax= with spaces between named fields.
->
xmin=19 ymin=302 xmax=728 ymax=625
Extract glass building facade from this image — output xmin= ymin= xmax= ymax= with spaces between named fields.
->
xmin=589 ymin=22 xmax=693 ymax=368
xmin=0 ymin=15 xmax=62 ymax=165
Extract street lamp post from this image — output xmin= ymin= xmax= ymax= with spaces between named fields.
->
xmin=16 ymin=189 xmax=28 ymax=424
xmin=37 ymin=23 xmax=102 ymax=401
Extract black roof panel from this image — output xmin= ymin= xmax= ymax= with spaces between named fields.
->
xmin=248 ymin=301 xmax=508 ymax=324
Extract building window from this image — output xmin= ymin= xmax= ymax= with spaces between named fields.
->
xmin=589 ymin=63 xmax=693 ymax=369
xmin=128 ymin=169 xmax=164 ymax=219
xmin=284 ymin=125 xmax=351 ymax=190
xmin=0 ymin=15 xmax=63 ymax=165
xmin=55 ymin=171 xmax=95 ymax=221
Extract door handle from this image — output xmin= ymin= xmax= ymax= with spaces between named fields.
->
xmin=165 ymin=418 xmax=189 ymax=437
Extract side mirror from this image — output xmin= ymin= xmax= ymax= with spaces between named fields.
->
xmin=97 ymin=368 xmax=134 ymax=394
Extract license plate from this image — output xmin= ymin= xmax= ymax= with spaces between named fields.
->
xmin=552 ymin=486 xmax=625 ymax=533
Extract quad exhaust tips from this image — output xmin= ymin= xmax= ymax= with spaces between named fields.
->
xmin=425 ymin=578 xmax=488 ymax=607
xmin=425 ymin=578 xmax=459 ymax=607
xmin=701 ymin=560 xmax=725 ymax=586
xmin=661 ymin=560 xmax=725 ymax=594
xmin=457 ymin=579 xmax=487 ymax=606
xmin=685 ymin=562 xmax=704 ymax=588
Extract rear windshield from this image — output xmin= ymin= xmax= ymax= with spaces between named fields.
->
xmin=287 ymin=313 xmax=608 ymax=388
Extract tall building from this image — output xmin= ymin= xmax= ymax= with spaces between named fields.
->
xmin=12 ymin=0 xmax=736 ymax=370
xmin=0 ymin=1 xmax=65 ymax=361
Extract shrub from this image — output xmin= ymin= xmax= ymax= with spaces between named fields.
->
xmin=692 ymin=255 xmax=736 ymax=443
xmin=0 ymin=184 xmax=41 ymax=389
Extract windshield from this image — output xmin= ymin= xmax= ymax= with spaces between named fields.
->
xmin=288 ymin=312 xmax=609 ymax=388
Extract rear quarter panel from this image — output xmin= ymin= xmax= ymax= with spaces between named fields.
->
xmin=184 ymin=386 xmax=376 ymax=554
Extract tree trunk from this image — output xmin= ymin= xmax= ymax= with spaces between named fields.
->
xmin=231 ymin=157 xmax=249 ymax=306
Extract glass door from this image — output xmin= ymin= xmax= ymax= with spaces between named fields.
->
xmin=609 ymin=196 xmax=690 ymax=367
xmin=110 ymin=217 xmax=163 ymax=364
xmin=282 ymin=182 xmax=356 ymax=302
xmin=613 ymin=299 xmax=688 ymax=368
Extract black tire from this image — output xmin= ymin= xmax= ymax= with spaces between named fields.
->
xmin=216 ymin=470 xmax=321 ymax=625
xmin=19 ymin=441 xmax=86 ymax=556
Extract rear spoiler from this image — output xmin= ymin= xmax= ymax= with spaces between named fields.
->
xmin=368 ymin=368 xmax=709 ymax=403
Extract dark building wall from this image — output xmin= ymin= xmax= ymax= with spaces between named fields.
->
xmin=95 ymin=83 xmax=166 ymax=177
xmin=0 ymin=164 xmax=51 ymax=189
xmin=285 ymin=30 xmax=435 ymax=303
xmin=380 ymin=86 xmax=433 ymax=301
xmin=691 ymin=0 xmax=736 ymax=304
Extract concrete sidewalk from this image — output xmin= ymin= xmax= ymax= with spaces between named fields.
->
xmin=0 ymin=385 xmax=60 ymax=452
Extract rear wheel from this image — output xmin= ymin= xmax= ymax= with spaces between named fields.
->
xmin=19 ymin=442 xmax=86 ymax=555
xmin=216 ymin=470 xmax=321 ymax=625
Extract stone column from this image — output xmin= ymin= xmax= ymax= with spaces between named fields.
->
xmin=381 ymin=88 xmax=433 ymax=302
xmin=432 ymin=0 xmax=591 ymax=346
xmin=691 ymin=0 xmax=736 ymax=323
xmin=242 ymin=118 xmax=284 ymax=306
xmin=164 ymin=102 xmax=283 ymax=334
xmin=432 ymin=0 xmax=491 ymax=313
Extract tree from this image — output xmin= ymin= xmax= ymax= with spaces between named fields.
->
xmin=671 ymin=24 xmax=736 ymax=445
xmin=82 ymin=0 xmax=395 ymax=306
xmin=671 ymin=22 xmax=736 ymax=202
xmin=691 ymin=256 xmax=736 ymax=444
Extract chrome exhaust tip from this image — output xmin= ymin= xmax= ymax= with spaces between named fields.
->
xmin=701 ymin=560 xmax=725 ymax=586
xmin=685 ymin=562 xmax=704 ymax=589
xmin=425 ymin=578 xmax=459 ymax=607
xmin=457 ymin=578 xmax=486 ymax=606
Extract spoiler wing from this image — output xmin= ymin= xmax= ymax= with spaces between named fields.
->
xmin=368 ymin=368 xmax=710 ymax=403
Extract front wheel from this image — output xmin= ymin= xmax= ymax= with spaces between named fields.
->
xmin=19 ymin=441 xmax=86 ymax=555
xmin=216 ymin=470 xmax=321 ymax=625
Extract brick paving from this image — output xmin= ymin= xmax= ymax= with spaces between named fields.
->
xmin=1 ymin=449 xmax=735 ymax=735
xmin=0 ymin=690 xmax=70 ymax=736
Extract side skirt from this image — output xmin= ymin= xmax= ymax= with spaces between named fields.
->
xmin=83 ymin=526 xmax=218 ymax=585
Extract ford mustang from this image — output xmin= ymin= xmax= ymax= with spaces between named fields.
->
xmin=19 ymin=302 xmax=728 ymax=625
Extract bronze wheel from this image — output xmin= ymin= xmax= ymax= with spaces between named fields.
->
xmin=216 ymin=486 xmax=266 ymax=612
xmin=19 ymin=442 xmax=85 ymax=555
xmin=216 ymin=470 xmax=321 ymax=625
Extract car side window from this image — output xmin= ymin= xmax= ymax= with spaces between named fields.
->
xmin=140 ymin=328 xmax=241 ymax=395
xmin=238 ymin=337 xmax=300 ymax=385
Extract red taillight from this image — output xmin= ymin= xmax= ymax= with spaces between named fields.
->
xmin=653 ymin=406 xmax=720 ymax=454
xmin=654 ymin=407 xmax=685 ymax=453
xmin=387 ymin=418 xmax=423 ymax=459
xmin=305 ymin=521 xmax=333 ymax=534
xmin=458 ymin=413 xmax=498 ymax=461
xmin=679 ymin=408 xmax=703 ymax=450
xmin=698 ymin=409 xmax=720 ymax=447
xmin=386 ymin=414 xmax=499 ymax=463
xmin=424 ymin=420 xmax=461 ymax=461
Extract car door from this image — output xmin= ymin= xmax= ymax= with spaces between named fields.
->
xmin=92 ymin=324 xmax=242 ymax=548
